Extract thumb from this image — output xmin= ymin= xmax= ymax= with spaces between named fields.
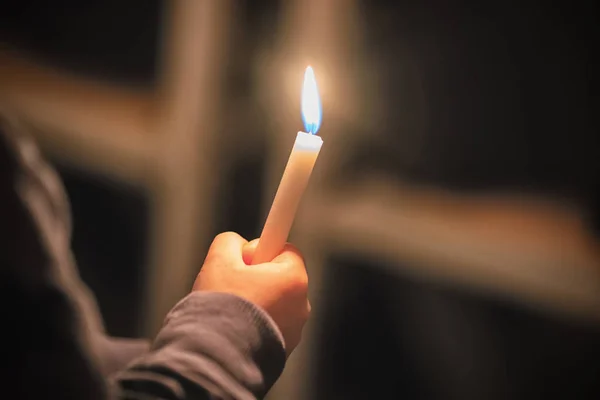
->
xmin=242 ymin=238 xmax=260 ymax=265
xmin=206 ymin=232 xmax=247 ymax=264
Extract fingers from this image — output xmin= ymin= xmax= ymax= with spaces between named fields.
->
xmin=273 ymin=243 xmax=305 ymax=267
xmin=210 ymin=233 xmax=306 ymax=276
xmin=242 ymin=239 xmax=260 ymax=265
xmin=242 ymin=240 xmax=304 ymax=266
xmin=273 ymin=243 xmax=308 ymax=288
xmin=207 ymin=231 xmax=248 ymax=264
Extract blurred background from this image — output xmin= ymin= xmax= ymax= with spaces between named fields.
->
xmin=1 ymin=1 xmax=599 ymax=399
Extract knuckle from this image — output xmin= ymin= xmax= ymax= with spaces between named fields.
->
xmin=287 ymin=271 xmax=308 ymax=296
xmin=283 ymin=242 xmax=300 ymax=254
xmin=203 ymin=249 xmax=226 ymax=268
xmin=282 ymin=243 xmax=304 ymax=262
xmin=297 ymin=265 xmax=309 ymax=285
xmin=214 ymin=231 xmax=237 ymax=242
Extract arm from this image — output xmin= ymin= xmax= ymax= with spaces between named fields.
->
xmin=0 ymin=114 xmax=308 ymax=399
xmin=114 ymin=292 xmax=285 ymax=399
xmin=0 ymin=114 xmax=108 ymax=399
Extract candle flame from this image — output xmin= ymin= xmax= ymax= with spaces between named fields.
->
xmin=301 ymin=66 xmax=322 ymax=135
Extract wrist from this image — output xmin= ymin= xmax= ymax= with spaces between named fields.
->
xmin=157 ymin=292 xmax=287 ymax=395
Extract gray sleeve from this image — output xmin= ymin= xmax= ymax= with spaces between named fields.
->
xmin=1 ymin=113 xmax=109 ymax=399
xmin=96 ymin=336 xmax=151 ymax=376
xmin=114 ymin=292 xmax=287 ymax=400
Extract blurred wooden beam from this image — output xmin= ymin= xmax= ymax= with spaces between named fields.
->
xmin=0 ymin=48 xmax=156 ymax=184
xmin=297 ymin=177 xmax=600 ymax=322
xmin=142 ymin=0 xmax=233 ymax=335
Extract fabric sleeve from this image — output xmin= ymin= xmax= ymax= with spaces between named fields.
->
xmin=114 ymin=292 xmax=286 ymax=400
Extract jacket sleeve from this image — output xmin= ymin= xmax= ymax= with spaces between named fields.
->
xmin=113 ymin=292 xmax=286 ymax=400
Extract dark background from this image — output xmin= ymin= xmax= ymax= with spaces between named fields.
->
xmin=1 ymin=0 xmax=598 ymax=338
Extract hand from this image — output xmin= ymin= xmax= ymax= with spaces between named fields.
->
xmin=193 ymin=232 xmax=310 ymax=356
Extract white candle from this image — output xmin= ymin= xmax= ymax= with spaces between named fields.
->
xmin=252 ymin=66 xmax=323 ymax=264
